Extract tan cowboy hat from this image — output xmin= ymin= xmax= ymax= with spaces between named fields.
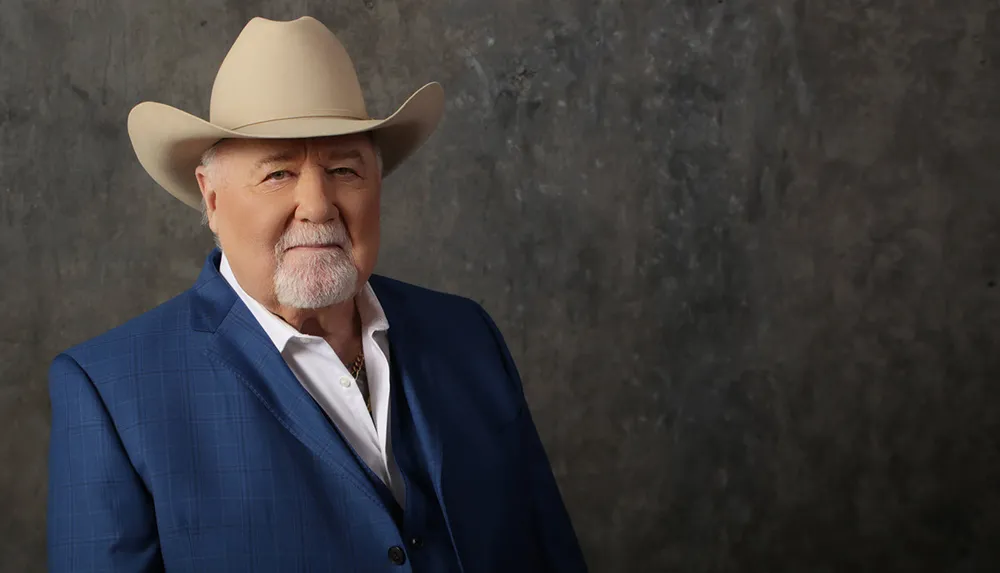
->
xmin=127 ymin=16 xmax=444 ymax=209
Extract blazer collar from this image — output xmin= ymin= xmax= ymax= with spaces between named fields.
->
xmin=188 ymin=249 xmax=238 ymax=333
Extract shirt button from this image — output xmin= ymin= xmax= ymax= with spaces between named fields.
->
xmin=339 ymin=376 xmax=352 ymax=388
xmin=409 ymin=536 xmax=424 ymax=549
xmin=387 ymin=545 xmax=406 ymax=565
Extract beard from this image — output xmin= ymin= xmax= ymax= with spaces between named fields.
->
xmin=272 ymin=221 xmax=359 ymax=309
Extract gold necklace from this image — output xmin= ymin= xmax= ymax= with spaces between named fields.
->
xmin=347 ymin=350 xmax=372 ymax=413
xmin=347 ymin=349 xmax=365 ymax=378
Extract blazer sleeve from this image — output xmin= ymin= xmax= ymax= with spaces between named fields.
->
xmin=473 ymin=303 xmax=589 ymax=573
xmin=47 ymin=353 xmax=163 ymax=572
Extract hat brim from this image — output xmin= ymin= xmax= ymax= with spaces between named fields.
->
xmin=127 ymin=82 xmax=444 ymax=209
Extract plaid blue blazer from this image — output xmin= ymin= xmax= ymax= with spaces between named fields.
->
xmin=47 ymin=250 xmax=586 ymax=572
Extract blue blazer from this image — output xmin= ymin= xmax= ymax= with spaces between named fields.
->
xmin=47 ymin=250 xmax=587 ymax=572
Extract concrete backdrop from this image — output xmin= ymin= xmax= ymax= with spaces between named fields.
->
xmin=2 ymin=0 xmax=1000 ymax=571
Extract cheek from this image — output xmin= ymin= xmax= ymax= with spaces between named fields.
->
xmin=364 ymin=195 xmax=382 ymax=238
xmin=218 ymin=195 xmax=290 ymax=255
xmin=255 ymin=210 xmax=290 ymax=249
xmin=346 ymin=195 xmax=381 ymax=262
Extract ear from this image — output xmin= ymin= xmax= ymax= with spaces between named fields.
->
xmin=195 ymin=165 xmax=220 ymax=234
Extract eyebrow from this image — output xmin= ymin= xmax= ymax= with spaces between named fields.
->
xmin=253 ymin=148 xmax=366 ymax=170
xmin=253 ymin=150 xmax=301 ymax=171
xmin=323 ymin=149 xmax=365 ymax=162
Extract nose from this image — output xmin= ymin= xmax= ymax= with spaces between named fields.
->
xmin=293 ymin=164 xmax=339 ymax=223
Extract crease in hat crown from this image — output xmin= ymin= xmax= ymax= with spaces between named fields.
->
xmin=126 ymin=15 xmax=445 ymax=209
xmin=209 ymin=17 xmax=370 ymax=130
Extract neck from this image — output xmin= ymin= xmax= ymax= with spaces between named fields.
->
xmin=271 ymin=298 xmax=363 ymax=363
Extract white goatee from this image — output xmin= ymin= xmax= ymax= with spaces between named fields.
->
xmin=272 ymin=221 xmax=359 ymax=309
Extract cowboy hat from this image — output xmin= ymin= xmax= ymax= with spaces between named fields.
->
xmin=127 ymin=16 xmax=444 ymax=209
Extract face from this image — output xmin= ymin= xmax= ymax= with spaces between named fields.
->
xmin=195 ymin=134 xmax=382 ymax=310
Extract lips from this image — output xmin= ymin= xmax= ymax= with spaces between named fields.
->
xmin=286 ymin=242 xmax=343 ymax=252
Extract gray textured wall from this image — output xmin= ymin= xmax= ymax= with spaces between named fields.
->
xmin=2 ymin=0 xmax=1000 ymax=571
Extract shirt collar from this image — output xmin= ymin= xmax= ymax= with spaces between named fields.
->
xmin=219 ymin=252 xmax=389 ymax=353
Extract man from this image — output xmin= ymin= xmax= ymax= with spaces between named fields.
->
xmin=47 ymin=16 xmax=586 ymax=573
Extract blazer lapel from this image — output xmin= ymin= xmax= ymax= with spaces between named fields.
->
xmin=190 ymin=250 xmax=388 ymax=509
xmin=386 ymin=326 xmax=446 ymax=489
xmin=375 ymin=284 xmax=448 ymax=499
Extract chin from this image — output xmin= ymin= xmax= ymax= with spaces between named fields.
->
xmin=273 ymin=255 xmax=359 ymax=309
xmin=281 ymin=285 xmax=357 ymax=309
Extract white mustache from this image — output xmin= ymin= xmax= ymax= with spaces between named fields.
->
xmin=275 ymin=222 xmax=351 ymax=252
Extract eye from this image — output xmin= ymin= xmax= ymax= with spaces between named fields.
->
xmin=327 ymin=167 xmax=360 ymax=178
xmin=265 ymin=170 xmax=291 ymax=181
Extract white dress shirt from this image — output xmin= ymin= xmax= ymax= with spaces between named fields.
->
xmin=219 ymin=254 xmax=406 ymax=506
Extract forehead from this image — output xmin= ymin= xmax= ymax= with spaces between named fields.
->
xmin=217 ymin=133 xmax=374 ymax=161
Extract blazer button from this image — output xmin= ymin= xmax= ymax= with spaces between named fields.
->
xmin=388 ymin=545 xmax=407 ymax=565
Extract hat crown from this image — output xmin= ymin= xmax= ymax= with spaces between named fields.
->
xmin=209 ymin=17 xmax=369 ymax=130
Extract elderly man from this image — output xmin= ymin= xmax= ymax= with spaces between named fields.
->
xmin=47 ymin=16 xmax=586 ymax=573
